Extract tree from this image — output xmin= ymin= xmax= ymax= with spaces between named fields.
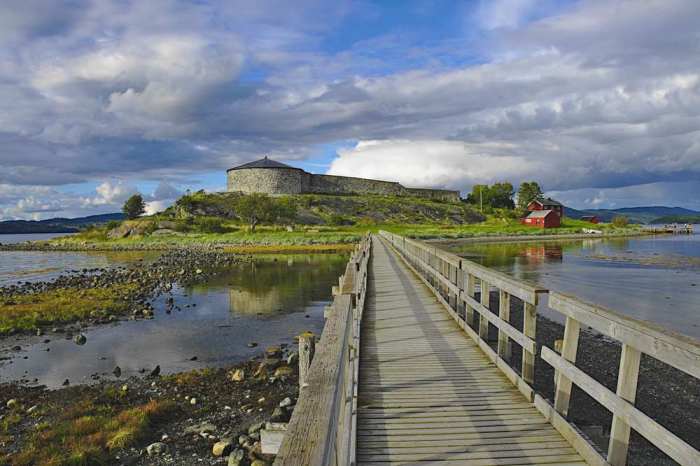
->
xmin=465 ymin=183 xmax=514 ymax=210
xmin=517 ymin=182 xmax=544 ymax=210
xmin=489 ymin=182 xmax=515 ymax=209
xmin=236 ymin=194 xmax=297 ymax=232
xmin=122 ymin=194 xmax=145 ymax=219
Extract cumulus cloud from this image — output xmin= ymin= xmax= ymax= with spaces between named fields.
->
xmin=1 ymin=0 xmax=700 ymax=218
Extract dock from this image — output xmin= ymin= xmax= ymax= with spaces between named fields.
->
xmin=273 ymin=233 xmax=700 ymax=466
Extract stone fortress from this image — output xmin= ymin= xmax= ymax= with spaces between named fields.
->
xmin=227 ymin=157 xmax=461 ymax=202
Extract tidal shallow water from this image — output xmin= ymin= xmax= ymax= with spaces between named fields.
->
xmin=0 ymin=253 xmax=348 ymax=388
xmin=439 ymin=229 xmax=700 ymax=338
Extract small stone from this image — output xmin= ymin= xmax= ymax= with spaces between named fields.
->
xmin=6 ymin=399 xmax=18 ymax=409
xmin=273 ymin=366 xmax=293 ymax=378
xmin=11 ymin=345 xmax=21 ymax=351
xmin=265 ymin=346 xmax=281 ymax=357
xmin=62 ymin=379 xmax=70 ymax=386
xmin=121 ymin=384 xmax=128 ymax=392
xmin=238 ymin=434 xmax=251 ymax=447
xmin=113 ymin=366 xmax=122 ymax=377
xmin=270 ymin=406 xmax=287 ymax=422
xmin=183 ymin=421 xmax=216 ymax=435
xmin=279 ymin=397 xmax=293 ymax=408
xmin=195 ymin=269 xmax=203 ymax=274
xmin=212 ymin=439 xmax=233 ymax=457
xmin=26 ymin=405 xmax=39 ymax=414
xmin=257 ymin=397 xmax=265 ymax=404
xmin=73 ymin=333 xmax=87 ymax=345
xmin=161 ymin=433 xmax=169 ymax=441
xmin=190 ymin=397 xmax=197 ymax=405
xmin=247 ymin=342 xmax=258 ymax=348
xmin=286 ymin=352 xmax=298 ymax=365
xmin=228 ymin=369 xmax=245 ymax=382
xmin=228 ymin=449 xmax=245 ymax=466
xmin=146 ymin=442 xmax=167 ymax=456
xmin=149 ymin=365 xmax=161 ymax=377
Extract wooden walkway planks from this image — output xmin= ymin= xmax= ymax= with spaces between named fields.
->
xmin=356 ymin=238 xmax=586 ymax=466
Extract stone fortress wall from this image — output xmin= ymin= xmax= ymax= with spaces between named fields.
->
xmin=227 ymin=165 xmax=460 ymax=202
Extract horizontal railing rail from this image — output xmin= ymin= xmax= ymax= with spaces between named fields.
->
xmin=274 ymin=235 xmax=371 ymax=466
xmin=378 ymin=231 xmax=700 ymax=466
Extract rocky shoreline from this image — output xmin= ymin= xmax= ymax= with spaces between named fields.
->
xmin=1 ymin=346 xmax=299 ymax=466
xmin=1 ymin=249 xmax=251 ymax=336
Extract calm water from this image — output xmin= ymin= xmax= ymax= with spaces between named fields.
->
xmin=439 ymin=228 xmax=700 ymax=338
xmin=0 ymin=252 xmax=348 ymax=388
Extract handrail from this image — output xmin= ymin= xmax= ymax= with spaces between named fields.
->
xmin=378 ymin=230 xmax=700 ymax=466
xmin=543 ymin=292 xmax=700 ymax=466
xmin=274 ymin=235 xmax=371 ymax=466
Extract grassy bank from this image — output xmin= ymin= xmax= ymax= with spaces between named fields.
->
xmin=0 ymin=283 xmax=138 ymax=334
xmin=27 ymin=217 xmax=642 ymax=251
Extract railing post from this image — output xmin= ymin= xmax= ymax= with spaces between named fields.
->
xmin=465 ymin=272 xmax=475 ymax=327
xmin=298 ymin=334 xmax=316 ymax=389
xmin=498 ymin=290 xmax=512 ymax=360
xmin=521 ymin=302 xmax=537 ymax=384
xmin=553 ymin=316 xmax=580 ymax=417
xmin=607 ymin=344 xmax=641 ymax=466
xmin=479 ymin=279 xmax=490 ymax=340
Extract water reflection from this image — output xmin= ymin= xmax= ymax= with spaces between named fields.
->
xmin=439 ymin=234 xmax=700 ymax=338
xmin=0 ymin=253 xmax=349 ymax=388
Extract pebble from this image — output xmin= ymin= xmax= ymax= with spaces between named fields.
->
xmin=212 ymin=439 xmax=233 ymax=457
xmin=6 ymin=399 xmax=18 ymax=409
xmin=190 ymin=397 xmax=197 ymax=405
xmin=146 ymin=442 xmax=167 ymax=456
xmin=26 ymin=405 xmax=38 ymax=414
xmin=229 ymin=369 xmax=245 ymax=382
xmin=73 ymin=334 xmax=87 ymax=345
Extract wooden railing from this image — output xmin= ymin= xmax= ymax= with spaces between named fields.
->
xmin=378 ymin=231 xmax=700 ymax=466
xmin=274 ymin=235 xmax=371 ymax=466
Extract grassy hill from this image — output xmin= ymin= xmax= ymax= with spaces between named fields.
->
xmin=169 ymin=191 xmax=484 ymax=226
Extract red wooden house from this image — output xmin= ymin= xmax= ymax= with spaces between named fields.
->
xmin=522 ymin=209 xmax=561 ymax=228
xmin=527 ymin=198 xmax=564 ymax=218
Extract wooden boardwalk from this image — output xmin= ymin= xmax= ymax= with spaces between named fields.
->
xmin=356 ymin=238 xmax=586 ymax=466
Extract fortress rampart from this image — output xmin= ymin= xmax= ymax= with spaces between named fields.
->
xmin=226 ymin=158 xmax=460 ymax=202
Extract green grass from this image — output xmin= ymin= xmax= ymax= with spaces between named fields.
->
xmin=45 ymin=216 xmax=642 ymax=251
xmin=4 ymin=399 xmax=177 ymax=466
xmin=0 ymin=283 xmax=139 ymax=334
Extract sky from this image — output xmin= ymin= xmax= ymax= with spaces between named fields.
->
xmin=1 ymin=0 xmax=699 ymax=220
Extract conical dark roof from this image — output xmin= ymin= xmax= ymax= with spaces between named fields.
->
xmin=228 ymin=156 xmax=301 ymax=171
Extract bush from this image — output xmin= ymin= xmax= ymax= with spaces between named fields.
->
xmin=612 ymin=215 xmax=629 ymax=227
xmin=105 ymin=220 xmax=121 ymax=230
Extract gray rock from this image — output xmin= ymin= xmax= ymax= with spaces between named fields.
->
xmin=73 ymin=334 xmax=87 ymax=345
xmin=279 ymin=397 xmax=293 ymax=408
xmin=146 ymin=442 xmax=167 ymax=456
xmin=184 ymin=421 xmax=216 ymax=435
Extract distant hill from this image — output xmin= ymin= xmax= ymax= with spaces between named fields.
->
xmin=649 ymin=215 xmax=700 ymax=224
xmin=0 ymin=213 xmax=124 ymax=234
xmin=565 ymin=206 xmax=700 ymax=224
